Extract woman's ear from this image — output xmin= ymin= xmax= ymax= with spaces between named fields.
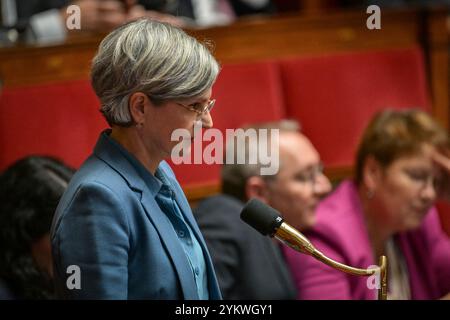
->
xmin=245 ymin=176 xmax=270 ymax=204
xmin=129 ymin=92 xmax=150 ymax=125
xmin=363 ymin=156 xmax=382 ymax=192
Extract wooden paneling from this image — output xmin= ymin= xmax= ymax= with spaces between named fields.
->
xmin=188 ymin=9 xmax=422 ymax=63
xmin=0 ymin=36 xmax=101 ymax=87
xmin=425 ymin=9 xmax=450 ymax=129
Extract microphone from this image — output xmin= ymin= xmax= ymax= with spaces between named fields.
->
xmin=240 ymin=198 xmax=316 ymax=256
xmin=241 ymin=198 xmax=389 ymax=300
xmin=240 ymin=198 xmax=388 ymax=302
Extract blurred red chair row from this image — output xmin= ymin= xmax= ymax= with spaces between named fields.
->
xmin=1 ymin=46 xmax=447 ymax=234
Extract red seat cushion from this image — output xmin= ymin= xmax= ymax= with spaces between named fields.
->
xmin=280 ymin=47 xmax=431 ymax=168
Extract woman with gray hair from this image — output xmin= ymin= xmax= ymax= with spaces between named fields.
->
xmin=50 ymin=19 xmax=222 ymax=299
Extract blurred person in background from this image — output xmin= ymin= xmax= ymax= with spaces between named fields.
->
xmin=0 ymin=156 xmax=74 ymax=299
xmin=2 ymin=0 xmax=275 ymax=44
xmin=283 ymin=109 xmax=450 ymax=300
xmin=139 ymin=0 xmax=275 ymax=27
xmin=4 ymin=0 xmax=184 ymax=44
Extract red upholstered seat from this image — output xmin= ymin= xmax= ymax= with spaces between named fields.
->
xmin=280 ymin=47 xmax=431 ymax=168
xmin=168 ymin=61 xmax=286 ymax=185
xmin=0 ymin=80 xmax=106 ymax=171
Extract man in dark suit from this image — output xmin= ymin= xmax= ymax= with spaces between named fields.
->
xmin=194 ymin=120 xmax=332 ymax=299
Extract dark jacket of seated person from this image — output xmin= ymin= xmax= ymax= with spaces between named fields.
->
xmin=194 ymin=194 xmax=297 ymax=300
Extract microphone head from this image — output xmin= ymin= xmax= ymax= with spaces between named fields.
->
xmin=240 ymin=198 xmax=284 ymax=236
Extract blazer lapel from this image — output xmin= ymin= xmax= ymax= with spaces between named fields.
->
xmin=140 ymin=194 xmax=199 ymax=300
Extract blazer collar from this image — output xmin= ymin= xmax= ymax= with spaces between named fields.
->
xmin=340 ymin=181 xmax=379 ymax=270
xmin=93 ymin=129 xmax=147 ymax=193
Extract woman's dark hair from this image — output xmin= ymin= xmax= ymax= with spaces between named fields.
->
xmin=0 ymin=156 xmax=74 ymax=299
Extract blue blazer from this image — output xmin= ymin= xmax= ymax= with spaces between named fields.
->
xmin=50 ymin=131 xmax=222 ymax=299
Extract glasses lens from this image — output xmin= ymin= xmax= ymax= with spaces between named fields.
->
xmin=206 ymin=100 xmax=215 ymax=113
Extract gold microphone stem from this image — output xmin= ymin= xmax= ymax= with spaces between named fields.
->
xmin=276 ymin=222 xmax=388 ymax=300
xmin=378 ymin=255 xmax=388 ymax=300
xmin=311 ymin=250 xmax=376 ymax=276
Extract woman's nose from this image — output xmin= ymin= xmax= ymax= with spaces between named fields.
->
xmin=421 ymin=179 xmax=437 ymax=203
xmin=201 ymin=111 xmax=213 ymax=129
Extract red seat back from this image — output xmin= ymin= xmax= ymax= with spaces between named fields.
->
xmin=0 ymin=80 xmax=106 ymax=171
xmin=280 ymin=47 xmax=431 ymax=168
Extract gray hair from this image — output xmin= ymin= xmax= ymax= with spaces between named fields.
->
xmin=221 ymin=120 xmax=301 ymax=201
xmin=91 ymin=19 xmax=220 ymax=126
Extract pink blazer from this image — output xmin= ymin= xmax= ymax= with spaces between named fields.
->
xmin=283 ymin=180 xmax=450 ymax=300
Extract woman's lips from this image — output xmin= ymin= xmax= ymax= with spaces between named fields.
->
xmin=411 ymin=205 xmax=430 ymax=216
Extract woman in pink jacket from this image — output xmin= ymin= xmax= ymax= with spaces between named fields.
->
xmin=283 ymin=109 xmax=450 ymax=300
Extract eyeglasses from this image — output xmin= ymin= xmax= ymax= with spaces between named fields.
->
xmin=175 ymin=99 xmax=216 ymax=116
xmin=296 ymin=163 xmax=325 ymax=187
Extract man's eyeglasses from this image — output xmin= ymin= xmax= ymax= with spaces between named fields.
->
xmin=175 ymin=99 xmax=216 ymax=116
xmin=296 ymin=163 xmax=324 ymax=187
